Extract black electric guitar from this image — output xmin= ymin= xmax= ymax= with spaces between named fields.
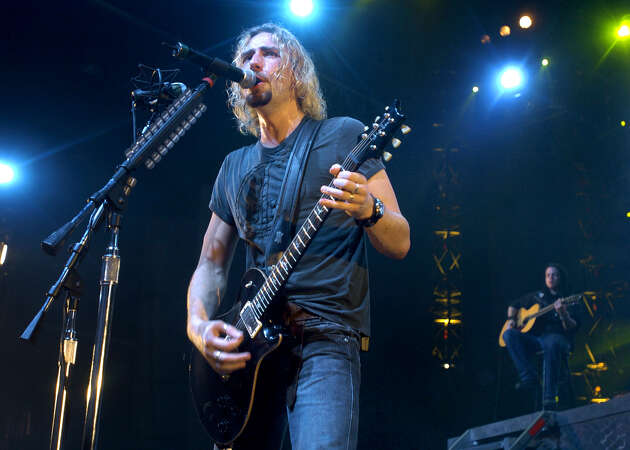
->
xmin=190 ymin=100 xmax=409 ymax=446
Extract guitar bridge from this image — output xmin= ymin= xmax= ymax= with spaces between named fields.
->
xmin=239 ymin=301 xmax=262 ymax=338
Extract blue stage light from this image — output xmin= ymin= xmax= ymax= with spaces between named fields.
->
xmin=290 ymin=0 xmax=314 ymax=17
xmin=499 ymin=67 xmax=524 ymax=90
xmin=0 ymin=163 xmax=15 ymax=184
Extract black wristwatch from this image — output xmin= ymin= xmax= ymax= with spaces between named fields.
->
xmin=355 ymin=195 xmax=385 ymax=228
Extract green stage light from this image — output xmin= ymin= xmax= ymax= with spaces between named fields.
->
xmin=618 ymin=24 xmax=630 ymax=39
xmin=541 ymin=58 xmax=549 ymax=66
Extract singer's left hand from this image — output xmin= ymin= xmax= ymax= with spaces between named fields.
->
xmin=319 ymin=164 xmax=373 ymax=220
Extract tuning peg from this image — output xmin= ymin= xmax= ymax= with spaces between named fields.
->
xmin=391 ymin=138 xmax=401 ymax=149
xmin=382 ymin=151 xmax=393 ymax=162
xmin=364 ymin=126 xmax=369 ymax=131
xmin=401 ymin=124 xmax=411 ymax=134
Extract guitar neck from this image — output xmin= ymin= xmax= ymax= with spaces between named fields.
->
xmin=526 ymin=294 xmax=580 ymax=320
xmin=245 ymin=139 xmax=370 ymax=318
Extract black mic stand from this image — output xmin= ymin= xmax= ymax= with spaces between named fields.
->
xmin=20 ymin=75 xmax=213 ymax=450
xmin=48 ymin=203 xmax=105 ymax=450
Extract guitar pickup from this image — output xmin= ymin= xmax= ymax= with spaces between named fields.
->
xmin=239 ymin=301 xmax=262 ymax=338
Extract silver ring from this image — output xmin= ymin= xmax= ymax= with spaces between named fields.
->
xmin=214 ymin=350 xmax=222 ymax=361
xmin=349 ymin=193 xmax=354 ymax=202
xmin=223 ymin=323 xmax=228 ymax=333
xmin=353 ymin=185 xmax=359 ymax=194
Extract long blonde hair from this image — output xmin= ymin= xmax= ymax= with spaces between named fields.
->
xmin=227 ymin=23 xmax=327 ymax=137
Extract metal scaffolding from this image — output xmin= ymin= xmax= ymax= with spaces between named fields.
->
xmin=431 ymin=135 xmax=463 ymax=369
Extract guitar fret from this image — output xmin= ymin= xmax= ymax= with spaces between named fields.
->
xmin=262 ymin=285 xmax=273 ymax=301
xmin=307 ymin=218 xmax=316 ymax=230
xmin=280 ymin=259 xmax=289 ymax=275
xmin=293 ymin=242 xmax=301 ymax=255
xmin=297 ymin=235 xmax=305 ymax=247
xmin=303 ymin=228 xmax=311 ymax=239
xmin=253 ymin=300 xmax=263 ymax=317
xmin=288 ymin=250 xmax=297 ymax=263
xmin=314 ymin=209 xmax=322 ymax=221
xmin=254 ymin=294 xmax=265 ymax=309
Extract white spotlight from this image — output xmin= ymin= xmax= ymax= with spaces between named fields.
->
xmin=0 ymin=163 xmax=15 ymax=184
xmin=0 ymin=243 xmax=6 ymax=265
xmin=499 ymin=67 xmax=523 ymax=89
xmin=290 ymin=0 xmax=314 ymax=17
xmin=519 ymin=15 xmax=533 ymax=29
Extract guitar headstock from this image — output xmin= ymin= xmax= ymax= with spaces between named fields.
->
xmin=563 ymin=293 xmax=584 ymax=305
xmin=358 ymin=99 xmax=409 ymax=165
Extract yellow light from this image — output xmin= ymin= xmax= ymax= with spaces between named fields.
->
xmin=541 ymin=58 xmax=549 ymax=66
xmin=443 ymin=363 xmax=451 ymax=369
xmin=519 ymin=15 xmax=533 ymax=29
xmin=591 ymin=397 xmax=610 ymax=403
xmin=434 ymin=318 xmax=462 ymax=326
xmin=618 ymin=24 xmax=630 ymax=38
xmin=621 ymin=120 xmax=626 ymax=127
xmin=500 ymin=25 xmax=511 ymax=37
xmin=626 ymin=211 xmax=630 ymax=218
xmin=472 ymin=86 xmax=479 ymax=93
xmin=0 ymin=243 xmax=6 ymax=265
xmin=480 ymin=34 xmax=491 ymax=44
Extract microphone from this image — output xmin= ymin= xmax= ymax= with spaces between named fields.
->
xmin=132 ymin=82 xmax=187 ymax=101
xmin=167 ymin=42 xmax=257 ymax=89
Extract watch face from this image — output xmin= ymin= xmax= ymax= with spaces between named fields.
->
xmin=374 ymin=198 xmax=384 ymax=217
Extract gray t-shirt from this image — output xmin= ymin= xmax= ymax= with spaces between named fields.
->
xmin=210 ymin=116 xmax=384 ymax=335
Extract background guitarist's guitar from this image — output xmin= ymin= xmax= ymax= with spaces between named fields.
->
xmin=498 ymin=293 xmax=583 ymax=347
xmin=190 ymin=100 xmax=408 ymax=446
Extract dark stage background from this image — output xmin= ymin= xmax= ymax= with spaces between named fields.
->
xmin=1 ymin=1 xmax=629 ymax=449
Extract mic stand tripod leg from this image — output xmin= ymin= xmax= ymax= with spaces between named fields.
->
xmin=81 ymin=207 xmax=122 ymax=450
xmin=50 ymin=283 xmax=81 ymax=450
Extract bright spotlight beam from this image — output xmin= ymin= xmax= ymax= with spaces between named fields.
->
xmin=290 ymin=0 xmax=314 ymax=17
xmin=0 ymin=163 xmax=15 ymax=184
xmin=499 ymin=67 xmax=523 ymax=89
xmin=618 ymin=24 xmax=630 ymax=39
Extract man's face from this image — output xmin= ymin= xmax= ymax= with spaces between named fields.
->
xmin=545 ymin=266 xmax=560 ymax=291
xmin=239 ymin=32 xmax=290 ymax=108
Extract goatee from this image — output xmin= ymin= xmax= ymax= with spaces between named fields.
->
xmin=246 ymin=91 xmax=272 ymax=108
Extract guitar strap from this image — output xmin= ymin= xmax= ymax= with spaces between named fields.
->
xmin=264 ymin=117 xmax=323 ymax=268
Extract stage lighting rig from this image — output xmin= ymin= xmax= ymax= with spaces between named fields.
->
xmin=618 ymin=23 xmax=630 ymax=39
xmin=541 ymin=58 xmax=549 ymax=67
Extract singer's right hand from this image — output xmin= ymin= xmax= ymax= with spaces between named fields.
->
xmin=197 ymin=320 xmax=251 ymax=375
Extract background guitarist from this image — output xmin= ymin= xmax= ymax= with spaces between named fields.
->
xmin=503 ymin=263 xmax=578 ymax=410
xmin=186 ymin=23 xmax=410 ymax=449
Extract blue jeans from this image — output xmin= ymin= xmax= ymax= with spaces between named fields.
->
xmin=225 ymin=318 xmax=361 ymax=450
xmin=503 ymin=328 xmax=570 ymax=404
xmin=287 ymin=318 xmax=361 ymax=450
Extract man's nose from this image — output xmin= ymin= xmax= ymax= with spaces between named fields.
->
xmin=249 ymin=52 xmax=263 ymax=72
